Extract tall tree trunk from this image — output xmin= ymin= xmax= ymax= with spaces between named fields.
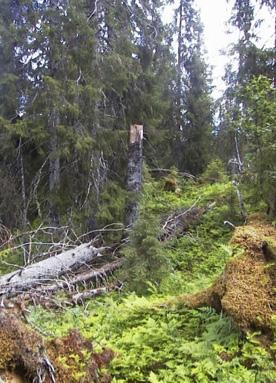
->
xmin=48 ymin=109 xmax=60 ymax=226
xmin=176 ymin=0 xmax=183 ymax=131
xmin=268 ymin=0 xmax=276 ymax=86
xmin=17 ymin=138 xmax=27 ymax=228
xmin=125 ymin=125 xmax=143 ymax=228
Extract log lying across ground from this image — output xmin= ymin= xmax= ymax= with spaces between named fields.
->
xmin=0 ymin=243 xmax=105 ymax=298
xmin=160 ymin=202 xmax=215 ymax=241
xmin=0 ymin=201 xmax=212 ymax=303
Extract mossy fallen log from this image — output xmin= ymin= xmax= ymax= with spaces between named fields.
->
xmin=179 ymin=216 xmax=276 ymax=331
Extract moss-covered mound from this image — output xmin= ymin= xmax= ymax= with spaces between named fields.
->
xmin=0 ymin=311 xmax=42 ymax=381
xmin=0 ymin=311 xmax=113 ymax=383
xmin=182 ymin=215 xmax=276 ymax=331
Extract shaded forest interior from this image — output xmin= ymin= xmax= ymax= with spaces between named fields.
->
xmin=0 ymin=0 xmax=275 ymax=382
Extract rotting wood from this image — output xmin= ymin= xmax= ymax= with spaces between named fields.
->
xmin=149 ymin=168 xmax=195 ymax=179
xmin=160 ymin=200 xmax=214 ymax=241
xmin=0 ymin=311 xmax=114 ymax=382
xmin=0 ymin=198 xmax=211 ymax=304
xmin=72 ymin=286 xmax=109 ymax=304
xmin=0 ymin=243 xmax=104 ymax=298
xmin=32 ymin=258 xmax=124 ymax=296
xmin=0 ymin=311 xmax=56 ymax=383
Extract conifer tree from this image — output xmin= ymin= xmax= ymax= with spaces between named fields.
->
xmin=217 ymin=0 xmax=274 ymax=164
xmin=0 ymin=0 xmax=175 ymax=230
xmin=173 ymin=0 xmax=213 ymax=174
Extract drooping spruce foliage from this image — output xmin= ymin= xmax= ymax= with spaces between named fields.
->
xmin=173 ymin=0 xmax=213 ymax=174
xmin=0 ymin=0 xmax=213 ymax=230
xmin=1 ymin=0 xmax=273 ymax=231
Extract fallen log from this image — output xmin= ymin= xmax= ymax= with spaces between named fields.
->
xmin=71 ymin=280 xmax=124 ymax=304
xmin=0 ymin=243 xmax=104 ymax=298
xmin=0 ymin=199 xmax=212 ymax=302
xmin=31 ymin=258 xmax=124 ymax=296
xmin=160 ymin=200 xmax=213 ymax=241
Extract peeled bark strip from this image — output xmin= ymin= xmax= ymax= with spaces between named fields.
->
xmin=125 ymin=124 xmax=143 ymax=228
xmin=0 ymin=243 xmax=103 ymax=297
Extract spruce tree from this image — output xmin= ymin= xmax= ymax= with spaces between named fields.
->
xmin=217 ymin=0 xmax=274 ymax=164
xmin=0 ymin=0 xmax=175 ymax=230
xmin=173 ymin=0 xmax=213 ymax=175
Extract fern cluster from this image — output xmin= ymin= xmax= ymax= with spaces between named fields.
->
xmin=27 ymin=178 xmax=276 ymax=382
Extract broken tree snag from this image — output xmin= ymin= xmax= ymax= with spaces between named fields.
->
xmin=0 ymin=243 xmax=103 ymax=298
xmin=125 ymin=124 xmax=143 ymax=228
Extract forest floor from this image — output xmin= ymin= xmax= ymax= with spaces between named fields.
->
xmin=1 ymin=177 xmax=276 ymax=383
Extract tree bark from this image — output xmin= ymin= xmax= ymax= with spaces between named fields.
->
xmin=176 ymin=0 xmax=183 ymax=131
xmin=0 ymin=243 xmax=103 ymax=297
xmin=125 ymin=124 xmax=143 ymax=228
xmin=48 ymin=109 xmax=60 ymax=226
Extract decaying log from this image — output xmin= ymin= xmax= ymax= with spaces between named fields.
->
xmin=0 ymin=311 xmax=56 ymax=382
xmin=71 ymin=280 xmax=123 ymax=304
xmin=0 ymin=243 xmax=104 ymax=297
xmin=160 ymin=201 xmax=211 ymax=241
xmin=32 ymin=258 xmax=124 ymax=296
xmin=0 ymin=197 xmax=211 ymax=304
xmin=149 ymin=168 xmax=195 ymax=179
xmin=72 ymin=286 xmax=109 ymax=304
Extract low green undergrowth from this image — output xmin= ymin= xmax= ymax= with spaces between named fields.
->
xmin=27 ymin=177 xmax=275 ymax=382
xmin=28 ymin=294 xmax=276 ymax=383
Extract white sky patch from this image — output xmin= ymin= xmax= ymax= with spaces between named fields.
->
xmin=162 ymin=0 xmax=274 ymax=99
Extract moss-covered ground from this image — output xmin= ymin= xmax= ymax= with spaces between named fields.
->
xmin=23 ymin=178 xmax=276 ymax=382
